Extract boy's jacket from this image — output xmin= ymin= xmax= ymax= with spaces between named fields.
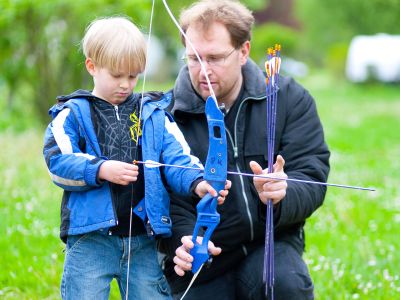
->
xmin=43 ymin=90 xmax=203 ymax=241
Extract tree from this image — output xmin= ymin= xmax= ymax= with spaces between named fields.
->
xmin=0 ymin=0 xmax=265 ymax=124
xmin=295 ymin=0 xmax=400 ymax=69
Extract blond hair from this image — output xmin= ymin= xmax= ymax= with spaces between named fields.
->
xmin=82 ymin=16 xmax=146 ymax=74
xmin=179 ymin=0 xmax=254 ymax=48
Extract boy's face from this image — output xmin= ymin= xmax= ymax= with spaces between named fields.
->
xmin=86 ymin=58 xmax=139 ymax=105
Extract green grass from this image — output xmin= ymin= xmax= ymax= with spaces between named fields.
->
xmin=299 ymin=73 xmax=400 ymax=299
xmin=1 ymin=74 xmax=399 ymax=298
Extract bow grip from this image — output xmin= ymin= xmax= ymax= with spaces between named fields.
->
xmin=190 ymin=193 xmax=220 ymax=274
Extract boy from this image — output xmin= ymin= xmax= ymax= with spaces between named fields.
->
xmin=43 ymin=16 xmax=229 ymax=300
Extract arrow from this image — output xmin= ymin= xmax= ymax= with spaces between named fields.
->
xmin=133 ymin=160 xmax=376 ymax=192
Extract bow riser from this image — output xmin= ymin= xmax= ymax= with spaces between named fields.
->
xmin=190 ymin=96 xmax=227 ymax=274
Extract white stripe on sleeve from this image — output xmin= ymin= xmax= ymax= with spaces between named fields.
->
xmin=48 ymin=171 xmax=86 ymax=187
xmin=51 ymin=108 xmax=73 ymax=154
xmin=164 ymin=116 xmax=204 ymax=168
xmin=51 ymin=109 xmax=97 ymax=160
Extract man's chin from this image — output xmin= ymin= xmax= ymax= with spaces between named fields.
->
xmin=198 ymin=88 xmax=217 ymax=100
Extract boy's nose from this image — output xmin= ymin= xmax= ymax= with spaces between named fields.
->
xmin=119 ymin=79 xmax=129 ymax=89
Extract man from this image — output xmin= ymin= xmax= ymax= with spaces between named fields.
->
xmin=158 ymin=1 xmax=330 ymax=299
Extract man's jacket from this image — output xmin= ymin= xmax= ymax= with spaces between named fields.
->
xmin=158 ymin=59 xmax=330 ymax=293
xmin=43 ymin=91 xmax=203 ymax=242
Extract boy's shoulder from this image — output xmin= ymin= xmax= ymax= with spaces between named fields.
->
xmin=142 ymin=91 xmax=172 ymax=109
xmin=49 ymin=90 xmax=93 ymax=120
xmin=56 ymin=89 xmax=93 ymax=104
xmin=142 ymin=91 xmax=169 ymax=101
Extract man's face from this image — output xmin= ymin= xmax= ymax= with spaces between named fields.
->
xmin=86 ymin=58 xmax=139 ymax=105
xmin=184 ymin=22 xmax=250 ymax=107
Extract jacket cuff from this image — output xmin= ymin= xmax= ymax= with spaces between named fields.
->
xmin=189 ymin=178 xmax=204 ymax=199
xmin=84 ymin=159 xmax=105 ymax=187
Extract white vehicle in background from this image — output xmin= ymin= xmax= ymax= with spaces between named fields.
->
xmin=346 ymin=33 xmax=400 ymax=83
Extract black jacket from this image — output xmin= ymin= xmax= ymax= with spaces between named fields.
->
xmin=158 ymin=60 xmax=330 ymax=293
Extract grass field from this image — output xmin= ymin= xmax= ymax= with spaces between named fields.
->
xmin=0 ymin=73 xmax=399 ymax=299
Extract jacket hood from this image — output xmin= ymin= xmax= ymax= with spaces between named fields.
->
xmin=56 ymin=89 xmax=94 ymax=102
xmin=56 ymin=89 xmax=168 ymax=105
xmin=172 ymin=58 xmax=267 ymax=115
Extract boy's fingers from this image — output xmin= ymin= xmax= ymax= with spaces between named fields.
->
xmin=206 ymin=184 xmax=218 ymax=197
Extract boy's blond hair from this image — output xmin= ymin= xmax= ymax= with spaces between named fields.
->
xmin=179 ymin=0 xmax=254 ymax=49
xmin=82 ymin=16 xmax=146 ymax=74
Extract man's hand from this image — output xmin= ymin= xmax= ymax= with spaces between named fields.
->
xmin=98 ymin=160 xmax=139 ymax=185
xmin=250 ymin=155 xmax=288 ymax=205
xmin=194 ymin=180 xmax=231 ymax=205
xmin=173 ymin=235 xmax=222 ymax=276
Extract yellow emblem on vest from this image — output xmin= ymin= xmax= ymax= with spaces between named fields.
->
xmin=129 ymin=111 xmax=142 ymax=143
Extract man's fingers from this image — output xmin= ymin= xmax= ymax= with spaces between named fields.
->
xmin=175 ymin=245 xmax=193 ymax=262
xmin=181 ymin=236 xmax=195 ymax=249
xmin=174 ymin=265 xmax=186 ymax=277
xmin=263 ymin=181 xmax=287 ymax=192
xmin=249 ymin=161 xmax=264 ymax=175
xmin=208 ymin=245 xmax=222 ymax=256
xmin=273 ymin=155 xmax=285 ymax=172
xmin=173 ymin=254 xmax=192 ymax=271
xmin=224 ymin=180 xmax=232 ymax=189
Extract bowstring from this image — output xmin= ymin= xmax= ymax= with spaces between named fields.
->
xmin=161 ymin=0 xmax=217 ymax=104
xmin=161 ymin=1 xmax=220 ymax=298
xmin=125 ymin=0 xmax=155 ymax=299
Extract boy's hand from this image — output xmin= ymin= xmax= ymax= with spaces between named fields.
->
xmin=173 ymin=235 xmax=222 ymax=276
xmin=250 ymin=155 xmax=287 ymax=205
xmin=194 ymin=180 xmax=231 ymax=205
xmin=98 ymin=160 xmax=139 ymax=185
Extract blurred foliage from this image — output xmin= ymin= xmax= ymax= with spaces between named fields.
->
xmin=250 ymin=22 xmax=299 ymax=66
xmin=325 ymin=42 xmax=349 ymax=77
xmin=1 ymin=0 xmax=399 ymax=127
xmin=295 ymin=0 xmax=400 ymax=68
xmin=0 ymin=0 xmax=265 ymax=125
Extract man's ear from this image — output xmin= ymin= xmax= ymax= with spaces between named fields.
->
xmin=239 ymin=41 xmax=250 ymax=66
xmin=85 ymin=58 xmax=96 ymax=76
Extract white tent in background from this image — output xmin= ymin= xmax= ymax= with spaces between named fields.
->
xmin=346 ymin=34 xmax=400 ymax=83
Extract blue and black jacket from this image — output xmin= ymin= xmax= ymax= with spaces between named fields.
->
xmin=43 ymin=90 xmax=203 ymax=242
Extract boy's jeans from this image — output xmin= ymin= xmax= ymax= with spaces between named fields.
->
xmin=61 ymin=231 xmax=171 ymax=300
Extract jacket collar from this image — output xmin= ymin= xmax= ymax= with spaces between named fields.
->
xmin=172 ymin=59 xmax=267 ymax=115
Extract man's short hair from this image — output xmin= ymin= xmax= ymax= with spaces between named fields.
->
xmin=179 ymin=0 xmax=254 ymax=48
xmin=81 ymin=16 xmax=146 ymax=74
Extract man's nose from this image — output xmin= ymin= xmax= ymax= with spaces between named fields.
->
xmin=200 ymin=61 xmax=213 ymax=76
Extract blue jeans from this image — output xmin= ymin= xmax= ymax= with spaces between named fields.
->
xmin=61 ymin=231 xmax=171 ymax=300
xmin=173 ymin=241 xmax=313 ymax=300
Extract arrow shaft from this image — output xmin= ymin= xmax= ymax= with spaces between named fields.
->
xmin=134 ymin=160 xmax=375 ymax=192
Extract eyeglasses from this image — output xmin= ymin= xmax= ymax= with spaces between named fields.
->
xmin=182 ymin=48 xmax=237 ymax=67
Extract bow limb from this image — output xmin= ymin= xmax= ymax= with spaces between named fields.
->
xmin=160 ymin=1 xmax=227 ymax=297
xmin=161 ymin=0 xmax=226 ymax=272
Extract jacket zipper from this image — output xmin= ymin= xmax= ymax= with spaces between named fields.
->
xmin=226 ymin=128 xmax=254 ymax=241
xmin=226 ymin=95 xmax=266 ymax=241
xmin=114 ymin=105 xmax=120 ymax=121
xmin=109 ymin=104 xmax=122 ymax=232
xmin=115 ymin=104 xmax=124 ymax=226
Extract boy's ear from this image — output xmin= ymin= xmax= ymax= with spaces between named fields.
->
xmin=85 ymin=58 xmax=96 ymax=76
